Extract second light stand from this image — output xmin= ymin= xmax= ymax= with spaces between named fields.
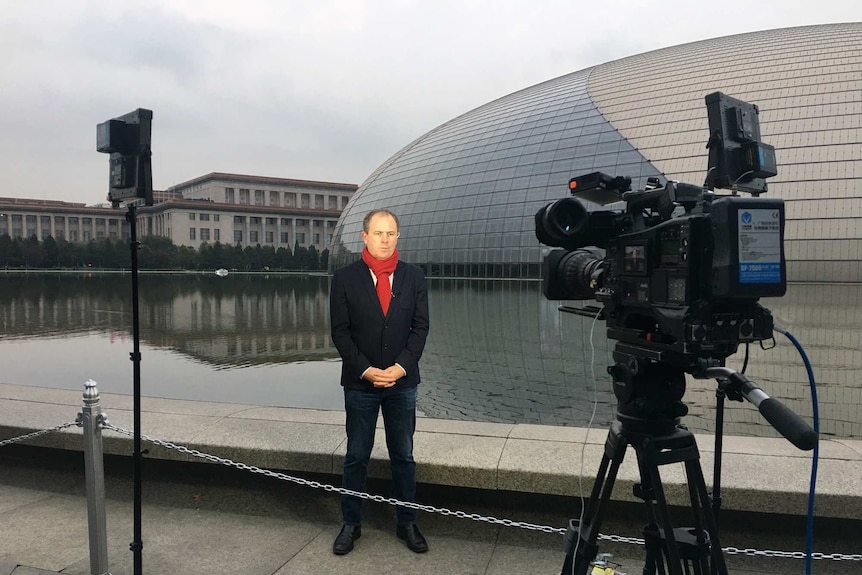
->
xmin=126 ymin=203 xmax=145 ymax=575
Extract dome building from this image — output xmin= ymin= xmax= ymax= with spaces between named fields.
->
xmin=331 ymin=23 xmax=862 ymax=282
xmin=329 ymin=23 xmax=862 ymax=438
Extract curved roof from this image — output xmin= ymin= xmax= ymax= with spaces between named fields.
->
xmin=332 ymin=22 xmax=862 ymax=282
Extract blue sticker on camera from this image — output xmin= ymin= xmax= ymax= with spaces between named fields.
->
xmin=738 ymin=209 xmax=781 ymax=283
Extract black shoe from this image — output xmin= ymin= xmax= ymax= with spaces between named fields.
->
xmin=396 ymin=522 xmax=428 ymax=553
xmin=333 ymin=524 xmax=361 ymax=555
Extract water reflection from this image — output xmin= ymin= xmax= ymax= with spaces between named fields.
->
xmin=0 ymin=273 xmax=344 ymax=408
xmin=0 ymin=273 xmax=858 ymax=438
xmin=421 ymin=279 xmax=616 ymax=427
xmin=421 ymin=280 xmax=862 ymax=439
xmin=0 ymin=273 xmax=336 ymax=367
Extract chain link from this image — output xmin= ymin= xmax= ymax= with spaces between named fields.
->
xmin=101 ymin=422 xmax=564 ymax=534
xmin=3 ymin=421 xmax=859 ymax=563
xmin=100 ymin=423 xmax=861 ymax=562
xmin=723 ymin=547 xmax=862 ymax=561
xmin=0 ymin=422 xmax=78 ymax=448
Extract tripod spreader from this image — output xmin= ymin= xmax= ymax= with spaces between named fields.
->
xmin=697 ymin=367 xmax=817 ymax=451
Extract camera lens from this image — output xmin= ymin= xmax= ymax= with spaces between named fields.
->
xmin=537 ymin=197 xmax=588 ymax=246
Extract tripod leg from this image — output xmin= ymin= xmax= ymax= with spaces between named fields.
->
xmin=561 ymin=426 xmax=629 ymax=575
xmin=641 ymin=436 xmax=729 ymax=575
xmin=684 ymin=460 xmax=729 ymax=575
xmin=683 ymin=467 xmax=709 ymax=575
xmin=645 ymin=456 xmax=685 ymax=574
xmin=633 ymin=448 xmax=671 ymax=575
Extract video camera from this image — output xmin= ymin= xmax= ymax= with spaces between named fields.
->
xmin=543 ymin=94 xmax=819 ymax=575
xmin=535 ymin=92 xmax=784 ymax=375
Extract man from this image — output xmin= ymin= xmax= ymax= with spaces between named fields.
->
xmin=329 ymin=209 xmax=430 ymax=555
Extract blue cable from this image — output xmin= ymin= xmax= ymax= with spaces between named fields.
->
xmin=776 ymin=327 xmax=818 ymax=575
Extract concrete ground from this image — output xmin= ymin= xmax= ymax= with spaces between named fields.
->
xmin=0 ymin=382 xmax=860 ymax=575
xmin=1 ymin=447 xmax=860 ymax=575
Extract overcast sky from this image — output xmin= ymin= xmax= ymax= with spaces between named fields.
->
xmin=1 ymin=1 xmax=858 ymax=205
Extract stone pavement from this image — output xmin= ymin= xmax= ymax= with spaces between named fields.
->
xmin=1 ymin=382 xmax=861 ymax=574
xmin=2 ymin=447 xmax=860 ymax=575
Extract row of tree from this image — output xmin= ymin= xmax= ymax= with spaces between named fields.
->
xmin=0 ymin=234 xmax=330 ymax=271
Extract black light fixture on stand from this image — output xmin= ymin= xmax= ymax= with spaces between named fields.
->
xmin=96 ymin=108 xmax=153 ymax=575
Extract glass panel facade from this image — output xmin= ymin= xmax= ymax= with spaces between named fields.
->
xmin=331 ymin=23 xmax=862 ymax=283
xmin=331 ymin=68 xmax=660 ymax=277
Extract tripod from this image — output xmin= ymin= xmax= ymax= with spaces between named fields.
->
xmin=559 ymin=337 xmax=818 ymax=575
xmin=560 ymin=347 xmax=729 ymax=575
xmin=561 ymin=418 xmax=728 ymax=575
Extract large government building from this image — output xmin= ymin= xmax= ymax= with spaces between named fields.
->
xmin=0 ymin=198 xmax=128 ymax=243
xmin=0 ymin=173 xmax=356 ymax=252
xmin=331 ymin=22 xmax=862 ymax=283
xmin=138 ymin=173 xmax=356 ymax=251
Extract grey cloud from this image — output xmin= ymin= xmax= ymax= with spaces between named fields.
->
xmin=1 ymin=1 xmax=859 ymax=203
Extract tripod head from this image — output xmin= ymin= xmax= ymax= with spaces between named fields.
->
xmin=608 ymin=343 xmax=689 ymax=436
xmin=607 ymin=340 xmax=817 ymax=450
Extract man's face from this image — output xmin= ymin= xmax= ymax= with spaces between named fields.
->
xmin=362 ymin=213 xmax=399 ymax=260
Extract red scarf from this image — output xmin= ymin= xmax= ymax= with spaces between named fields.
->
xmin=362 ymin=247 xmax=399 ymax=315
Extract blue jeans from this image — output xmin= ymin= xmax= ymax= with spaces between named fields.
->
xmin=342 ymin=386 xmax=417 ymax=526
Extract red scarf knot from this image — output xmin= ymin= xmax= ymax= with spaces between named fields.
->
xmin=361 ymin=247 xmax=399 ymax=315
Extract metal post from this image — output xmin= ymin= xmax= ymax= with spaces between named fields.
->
xmin=80 ymin=379 xmax=110 ymax=575
xmin=126 ymin=203 xmax=144 ymax=575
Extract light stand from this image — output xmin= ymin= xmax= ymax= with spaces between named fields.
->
xmin=96 ymin=107 xmax=153 ymax=575
xmin=711 ymin=383 xmax=728 ymax=534
xmin=126 ymin=203 xmax=144 ymax=575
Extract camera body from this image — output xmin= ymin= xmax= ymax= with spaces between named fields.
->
xmin=536 ymin=93 xmax=784 ymax=370
xmin=96 ymin=108 xmax=153 ymax=206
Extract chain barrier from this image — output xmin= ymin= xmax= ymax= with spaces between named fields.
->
xmin=100 ymin=422 xmax=561 ymax=534
xmin=100 ymin=422 xmax=861 ymax=562
xmin=0 ymin=422 xmax=78 ymax=448
xmin=2 ymin=420 xmax=860 ymax=563
xmin=2 ymin=421 xmax=860 ymax=563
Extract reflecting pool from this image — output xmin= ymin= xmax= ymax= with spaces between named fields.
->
xmin=0 ymin=272 xmax=857 ymax=438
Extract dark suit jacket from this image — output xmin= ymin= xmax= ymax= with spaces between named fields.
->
xmin=330 ymin=259 xmax=429 ymax=391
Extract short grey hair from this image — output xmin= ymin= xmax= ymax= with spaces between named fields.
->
xmin=362 ymin=209 xmax=400 ymax=233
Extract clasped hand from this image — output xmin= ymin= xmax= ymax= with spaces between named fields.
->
xmin=364 ymin=365 xmax=405 ymax=388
